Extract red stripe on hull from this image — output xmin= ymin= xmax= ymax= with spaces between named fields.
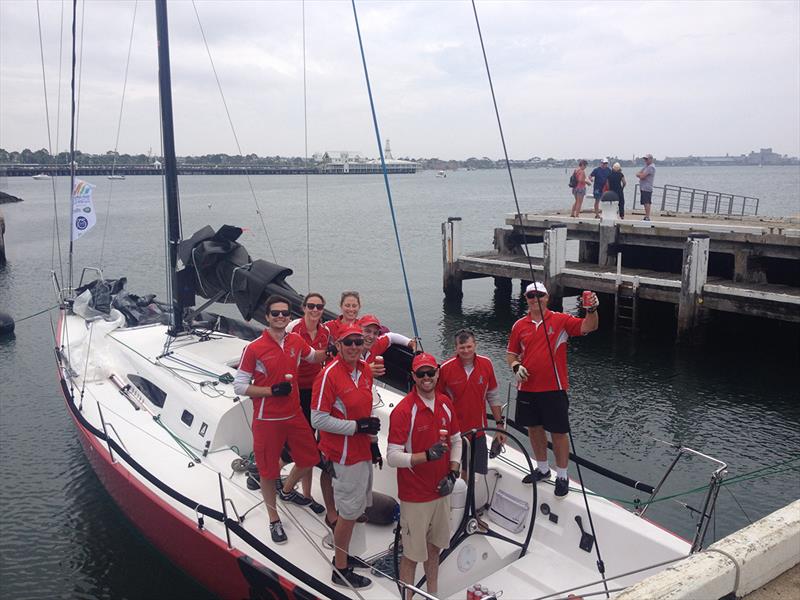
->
xmin=62 ymin=386 xmax=319 ymax=600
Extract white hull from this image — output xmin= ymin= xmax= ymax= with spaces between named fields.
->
xmin=56 ymin=309 xmax=690 ymax=599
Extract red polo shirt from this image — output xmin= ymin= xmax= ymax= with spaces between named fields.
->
xmin=389 ymin=389 xmax=460 ymax=503
xmin=238 ymin=330 xmax=314 ymax=421
xmin=312 ymin=358 xmax=374 ymax=465
xmin=323 ymin=316 xmax=357 ymax=342
xmin=437 ymin=354 xmax=498 ymax=436
xmin=506 ymin=310 xmax=583 ymax=392
xmin=362 ymin=334 xmax=391 ymax=364
xmin=286 ymin=318 xmax=331 ymax=389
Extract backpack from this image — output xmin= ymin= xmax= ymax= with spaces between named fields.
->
xmin=568 ymin=171 xmax=578 ymax=188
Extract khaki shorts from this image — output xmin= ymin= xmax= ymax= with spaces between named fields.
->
xmin=399 ymin=497 xmax=451 ymax=562
xmin=332 ymin=461 xmax=373 ymax=521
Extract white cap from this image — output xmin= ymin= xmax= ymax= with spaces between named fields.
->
xmin=525 ymin=281 xmax=548 ymax=295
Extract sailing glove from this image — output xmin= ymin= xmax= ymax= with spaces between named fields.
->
xmin=270 ymin=382 xmax=292 ymax=397
xmin=425 ymin=441 xmax=448 ymax=462
xmin=355 ymin=417 xmax=381 ymax=435
xmin=513 ymin=363 xmax=529 ymax=382
xmin=437 ymin=471 xmax=459 ymax=496
xmin=371 ymin=442 xmax=383 ymax=469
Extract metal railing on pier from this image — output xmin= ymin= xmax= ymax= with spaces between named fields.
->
xmin=634 ymin=184 xmax=760 ymax=216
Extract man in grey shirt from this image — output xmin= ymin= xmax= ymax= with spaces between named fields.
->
xmin=636 ymin=153 xmax=656 ymax=221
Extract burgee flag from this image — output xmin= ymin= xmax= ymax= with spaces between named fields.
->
xmin=71 ymin=179 xmax=96 ymax=240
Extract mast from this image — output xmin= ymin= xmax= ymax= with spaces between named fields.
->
xmin=154 ymin=0 xmax=184 ymax=335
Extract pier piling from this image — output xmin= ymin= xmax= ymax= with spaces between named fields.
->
xmin=677 ymin=234 xmax=710 ymax=343
xmin=442 ymin=217 xmax=463 ymax=299
xmin=543 ymin=225 xmax=567 ymax=308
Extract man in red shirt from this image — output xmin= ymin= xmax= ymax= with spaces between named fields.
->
xmin=437 ymin=329 xmax=504 ymax=479
xmin=506 ymin=282 xmax=598 ymax=497
xmin=358 ymin=314 xmax=415 ymax=377
xmin=233 ymin=295 xmax=326 ymax=544
xmin=311 ymin=325 xmax=381 ymax=589
xmin=388 ymin=353 xmax=462 ymax=600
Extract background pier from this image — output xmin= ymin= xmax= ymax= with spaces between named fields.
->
xmin=442 ymin=211 xmax=800 ymax=343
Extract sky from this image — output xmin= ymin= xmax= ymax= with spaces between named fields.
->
xmin=1 ymin=0 xmax=799 ymax=160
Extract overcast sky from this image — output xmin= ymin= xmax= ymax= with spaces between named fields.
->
xmin=2 ymin=0 xmax=799 ymax=160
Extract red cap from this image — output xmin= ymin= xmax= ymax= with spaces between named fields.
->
xmin=337 ymin=325 xmax=364 ymax=342
xmin=359 ymin=314 xmax=381 ymax=328
xmin=411 ymin=352 xmax=438 ymax=371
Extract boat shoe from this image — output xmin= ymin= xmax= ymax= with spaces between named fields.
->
xmin=554 ymin=477 xmax=570 ymax=497
xmin=269 ymin=520 xmax=287 ymax=544
xmin=332 ymin=566 xmax=372 ymax=589
xmin=278 ymin=487 xmax=313 ymax=507
xmin=522 ymin=469 xmax=551 ymax=484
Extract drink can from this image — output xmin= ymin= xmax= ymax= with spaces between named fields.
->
xmin=439 ymin=428 xmax=448 ymax=442
xmin=581 ymin=290 xmax=593 ymax=309
xmin=285 ymin=373 xmax=293 ymax=381
xmin=473 ymin=592 xmax=483 ymax=599
xmin=375 ymin=355 xmax=383 ymax=363
xmin=466 ymin=588 xmax=475 ymax=600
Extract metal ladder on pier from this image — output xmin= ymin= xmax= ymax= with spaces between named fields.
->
xmin=613 ymin=252 xmax=639 ymax=331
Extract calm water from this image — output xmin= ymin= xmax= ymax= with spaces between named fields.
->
xmin=1 ymin=167 xmax=799 ymax=599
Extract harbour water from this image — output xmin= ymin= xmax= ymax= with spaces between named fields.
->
xmin=1 ymin=167 xmax=798 ymax=599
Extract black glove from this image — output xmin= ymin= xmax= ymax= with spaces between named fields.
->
xmin=270 ymin=382 xmax=292 ymax=397
xmin=437 ymin=471 xmax=458 ymax=496
xmin=355 ymin=417 xmax=381 ymax=435
xmin=371 ymin=442 xmax=383 ymax=469
xmin=425 ymin=441 xmax=447 ymax=462
xmin=326 ymin=342 xmax=338 ymax=358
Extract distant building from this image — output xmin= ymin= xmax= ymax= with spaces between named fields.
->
xmin=313 ymin=140 xmax=416 ymax=174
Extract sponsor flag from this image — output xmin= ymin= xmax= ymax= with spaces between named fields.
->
xmin=71 ymin=179 xmax=96 ymax=240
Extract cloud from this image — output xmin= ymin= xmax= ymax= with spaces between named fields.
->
xmin=1 ymin=0 xmax=798 ymax=159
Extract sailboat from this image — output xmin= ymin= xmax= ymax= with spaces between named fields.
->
xmin=51 ymin=2 xmax=725 ymax=599
xmin=32 ymin=172 xmax=51 ymax=180
xmin=107 ymin=173 xmax=126 ymax=180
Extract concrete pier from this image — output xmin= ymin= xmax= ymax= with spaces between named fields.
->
xmin=614 ymin=499 xmax=800 ymax=600
xmin=442 ymin=212 xmax=800 ymax=340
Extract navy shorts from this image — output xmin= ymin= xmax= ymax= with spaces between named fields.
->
xmin=514 ymin=390 xmax=570 ymax=433
xmin=640 ymin=190 xmax=653 ymax=205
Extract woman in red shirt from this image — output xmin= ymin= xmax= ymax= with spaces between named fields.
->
xmin=324 ymin=291 xmax=362 ymax=341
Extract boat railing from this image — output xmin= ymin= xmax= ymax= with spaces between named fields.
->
xmin=638 ymin=440 xmax=728 ymax=553
xmin=634 ymin=183 xmax=760 ymax=216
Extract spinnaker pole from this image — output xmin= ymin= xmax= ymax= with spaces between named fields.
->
xmin=154 ymin=0 xmax=184 ymax=335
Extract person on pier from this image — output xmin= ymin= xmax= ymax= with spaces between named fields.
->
xmin=387 ymin=353 xmax=462 ymax=600
xmin=233 ymin=295 xmax=327 ymax=544
xmin=505 ymin=282 xmax=599 ymax=497
xmin=588 ymin=158 xmax=612 ymax=219
xmin=437 ymin=329 xmax=505 ymax=481
xmin=312 ymin=326 xmax=381 ymax=590
xmin=569 ymin=159 xmax=589 ymax=217
xmin=636 ymin=154 xmax=656 ymax=221
xmin=607 ymin=162 xmax=627 ymax=219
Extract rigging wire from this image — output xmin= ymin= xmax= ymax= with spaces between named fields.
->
xmin=73 ymin=0 xmax=86 ymax=154
xmin=35 ymin=0 xmax=65 ymax=285
xmin=469 ymin=1 xmax=608 ymax=595
xmin=302 ymin=0 xmax=311 ymax=291
xmin=100 ymin=0 xmax=138 ymax=269
xmin=189 ymin=0 xmax=277 ymax=263
xmin=350 ymin=0 xmax=421 ymax=342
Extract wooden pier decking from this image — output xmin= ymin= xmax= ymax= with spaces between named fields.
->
xmin=442 ymin=211 xmax=800 ymax=342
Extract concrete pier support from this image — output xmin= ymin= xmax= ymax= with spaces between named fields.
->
xmin=677 ymin=234 xmax=710 ymax=343
xmin=543 ymin=225 xmax=567 ymax=307
xmin=442 ymin=217 xmax=463 ymax=299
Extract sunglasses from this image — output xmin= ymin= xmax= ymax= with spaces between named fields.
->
xmin=304 ymin=303 xmax=325 ymax=311
xmin=269 ymin=309 xmax=291 ymax=317
xmin=525 ymin=291 xmax=547 ymax=299
xmin=340 ymin=337 xmax=364 ymax=347
xmin=414 ymin=369 xmax=437 ymax=379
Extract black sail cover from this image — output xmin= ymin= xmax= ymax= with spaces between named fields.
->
xmin=178 ymin=225 xmax=295 ymax=324
xmin=179 ymin=224 xmax=414 ymax=388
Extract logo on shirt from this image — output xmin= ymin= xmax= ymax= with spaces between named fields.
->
xmin=478 ymin=375 xmax=484 ymax=385
xmin=548 ymin=326 xmax=554 ymax=335
xmin=255 ymin=359 xmax=267 ymax=375
xmin=289 ymin=348 xmax=297 ymax=358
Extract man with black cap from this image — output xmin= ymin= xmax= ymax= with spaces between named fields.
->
xmin=589 ymin=158 xmax=612 ymax=219
xmin=387 ymin=353 xmax=462 ymax=600
xmin=312 ymin=325 xmax=381 ymax=589
xmin=506 ymin=282 xmax=598 ymax=497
